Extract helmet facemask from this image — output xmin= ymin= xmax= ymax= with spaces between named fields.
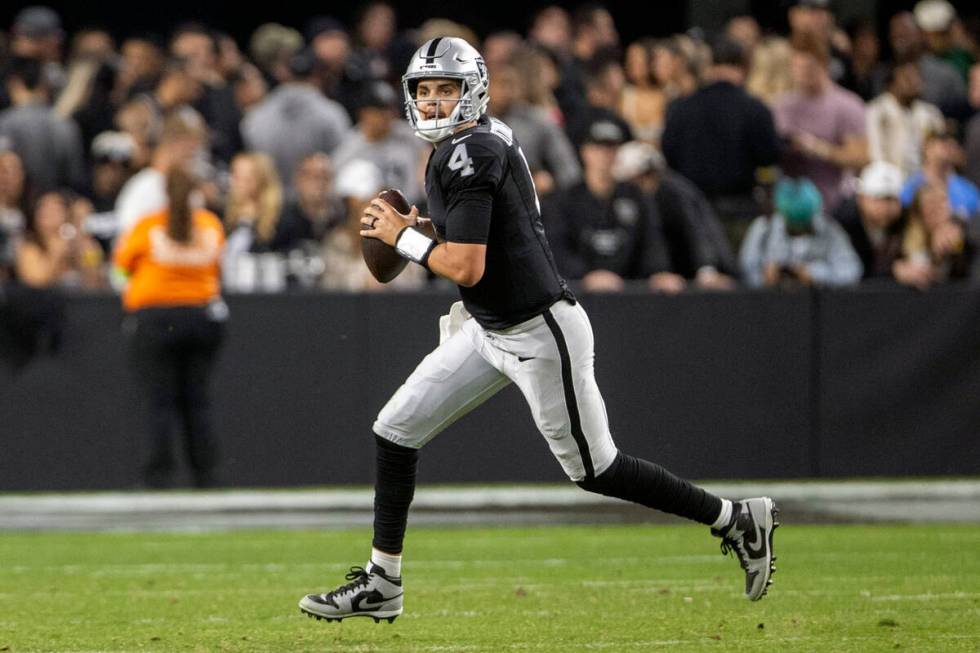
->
xmin=403 ymin=74 xmax=482 ymax=143
xmin=402 ymin=37 xmax=489 ymax=144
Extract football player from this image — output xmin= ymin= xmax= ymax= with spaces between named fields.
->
xmin=299 ymin=37 xmax=779 ymax=624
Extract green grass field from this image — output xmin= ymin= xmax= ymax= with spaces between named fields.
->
xmin=1 ymin=524 xmax=979 ymax=652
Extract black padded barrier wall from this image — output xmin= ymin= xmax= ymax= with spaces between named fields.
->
xmin=1 ymin=287 xmax=979 ymax=490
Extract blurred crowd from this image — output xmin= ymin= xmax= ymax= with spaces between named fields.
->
xmin=1 ymin=0 xmax=980 ymax=296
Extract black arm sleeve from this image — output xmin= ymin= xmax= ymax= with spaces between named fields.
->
xmin=442 ymin=141 xmax=502 ymax=244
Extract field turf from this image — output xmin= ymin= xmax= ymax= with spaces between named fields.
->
xmin=1 ymin=524 xmax=978 ymax=652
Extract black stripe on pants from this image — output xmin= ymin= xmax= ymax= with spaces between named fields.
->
xmin=543 ymin=308 xmax=595 ymax=482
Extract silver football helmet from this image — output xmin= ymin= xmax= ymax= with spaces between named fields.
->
xmin=402 ymin=37 xmax=489 ymax=143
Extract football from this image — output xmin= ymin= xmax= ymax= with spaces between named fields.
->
xmin=362 ymin=188 xmax=412 ymax=283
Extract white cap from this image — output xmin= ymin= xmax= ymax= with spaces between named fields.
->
xmin=914 ymin=0 xmax=955 ymax=32
xmin=612 ymin=141 xmax=666 ymax=182
xmin=334 ymin=159 xmax=383 ymax=200
xmin=858 ymin=161 xmax=904 ymax=198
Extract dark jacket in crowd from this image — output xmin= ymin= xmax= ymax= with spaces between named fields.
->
xmin=661 ymin=80 xmax=780 ymax=199
xmin=542 ymin=181 xmax=669 ymax=280
xmin=834 ymin=197 xmax=906 ymax=280
xmin=0 ymin=102 xmax=86 ymax=192
xmin=653 ymin=170 xmax=738 ymax=277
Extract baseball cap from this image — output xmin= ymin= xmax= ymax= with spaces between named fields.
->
xmin=612 ymin=141 xmax=666 ymax=181
xmin=12 ymin=6 xmax=62 ymax=38
xmin=858 ymin=161 xmax=903 ymax=198
xmin=914 ymin=0 xmax=955 ymax=32
xmin=775 ymin=177 xmax=822 ymax=226
xmin=335 ymin=159 xmax=383 ymax=200
xmin=582 ymin=119 xmax=627 ymax=147
xmin=91 ymin=131 xmax=136 ymax=164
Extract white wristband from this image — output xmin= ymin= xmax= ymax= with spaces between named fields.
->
xmin=395 ymin=227 xmax=437 ymax=266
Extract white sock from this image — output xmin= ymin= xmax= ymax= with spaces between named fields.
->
xmin=369 ymin=548 xmax=402 ymax=577
xmin=711 ymin=499 xmax=734 ymax=530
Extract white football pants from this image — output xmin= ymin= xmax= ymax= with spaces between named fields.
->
xmin=373 ymin=299 xmax=619 ymax=482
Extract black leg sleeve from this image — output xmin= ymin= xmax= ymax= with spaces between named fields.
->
xmin=372 ymin=435 xmax=419 ymax=554
xmin=577 ymin=451 xmax=722 ymax=525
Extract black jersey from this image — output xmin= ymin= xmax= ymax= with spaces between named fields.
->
xmin=425 ymin=116 xmax=570 ymax=329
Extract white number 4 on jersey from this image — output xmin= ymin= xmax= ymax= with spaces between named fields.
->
xmin=448 ymin=143 xmax=475 ymax=177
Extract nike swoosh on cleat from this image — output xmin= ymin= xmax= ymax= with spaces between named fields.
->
xmin=351 ymin=590 xmax=387 ymax=612
xmin=743 ymin=517 xmax=767 ymax=557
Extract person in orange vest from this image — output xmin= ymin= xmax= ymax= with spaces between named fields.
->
xmin=113 ymin=165 xmax=227 ymax=488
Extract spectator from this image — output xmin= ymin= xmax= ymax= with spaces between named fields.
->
xmin=248 ymin=23 xmax=304 ymax=87
xmin=786 ymin=0 xmax=850 ymax=83
xmin=0 ymin=151 xmax=27 ymax=280
xmin=331 ymin=80 xmax=427 ymax=205
xmin=140 ymin=57 xmax=204 ymax=122
xmin=487 ymin=60 xmax=581 ymax=195
xmin=889 ymin=11 xmax=966 ymax=113
xmin=321 ymin=158 xmax=426 ymax=291
xmin=527 ymin=7 xmax=577 ymax=111
xmin=866 ymin=60 xmax=945 ymax=176
xmin=15 ymin=189 xmax=104 ymax=290
xmin=305 ymin=16 xmax=362 ymax=117
xmin=222 ymin=152 xmax=284 ymax=290
xmin=900 ymin=130 xmax=980 ymax=220
xmin=571 ymin=3 xmax=619 ymax=60
xmin=746 ymin=37 xmax=794 ymax=107
xmin=527 ymin=5 xmax=572 ymax=61
xmin=565 ymin=56 xmax=633 ymax=154
xmin=240 ymin=48 xmax=351 ymax=184
xmin=483 ymin=30 xmax=523 ymax=70
xmin=113 ymin=165 xmax=227 ymax=488
xmin=513 ymin=45 xmax=566 ymax=127
xmin=740 ymin=176 xmax=862 ymax=288
xmin=725 ymin=15 xmax=761 ymax=57
xmin=112 ymin=34 xmax=166 ymax=105
xmin=214 ymin=32 xmax=245 ymax=81
xmin=836 ymin=161 xmax=908 ymax=279
xmin=57 ymin=27 xmax=118 ymax=151
xmin=913 ymin=0 xmax=975 ymax=82
xmin=964 ymin=64 xmax=980 ymax=188
xmin=228 ymin=62 xmax=268 ymax=114
xmin=112 ymin=97 xmax=158 ymax=169
xmin=114 ymin=107 xmax=207 ymax=237
xmin=0 ymin=56 xmax=86 ymax=193
xmin=840 ymin=18 xmax=889 ymax=101
xmin=774 ymin=33 xmax=868 ymax=211
xmin=652 ymin=35 xmax=702 ymax=102
xmin=351 ymin=2 xmax=415 ymax=88
xmin=613 ymin=141 xmax=737 ymax=289
xmin=560 ymin=2 xmax=620 ymax=129
xmin=541 ymin=119 xmax=682 ymax=293
xmin=894 ymin=182 xmax=973 ymax=288
xmin=8 ymin=6 xmax=66 ymax=95
xmin=276 ymin=152 xmax=342 ymax=252
xmin=620 ymin=38 xmax=666 ymax=144
xmin=661 ymin=35 xmax=781 ymax=249
xmin=85 ymin=131 xmax=137 ymax=252
xmin=170 ymin=23 xmax=242 ymax=164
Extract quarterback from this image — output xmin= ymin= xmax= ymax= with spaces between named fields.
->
xmin=299 ymin=37 xmax=779 ymax=623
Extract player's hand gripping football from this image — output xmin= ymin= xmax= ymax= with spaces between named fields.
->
xmin=360 ymin=197 xmax=420 ymax=247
